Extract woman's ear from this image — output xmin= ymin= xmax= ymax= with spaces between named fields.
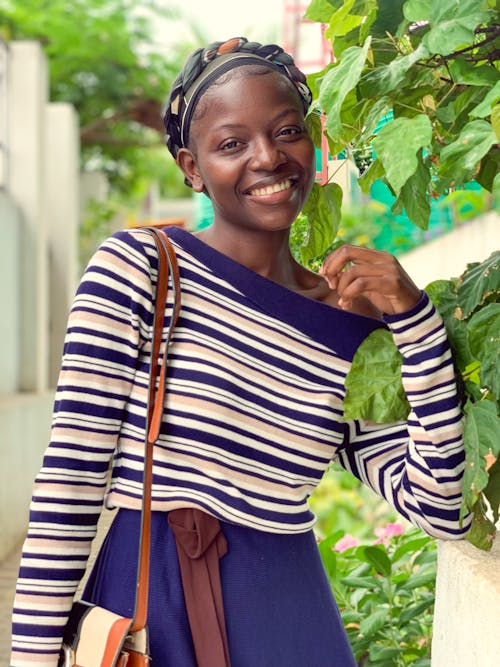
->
xmin=176 ymin=148 xmax=204 ymax=193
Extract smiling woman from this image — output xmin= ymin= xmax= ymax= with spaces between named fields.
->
xmin=10 ymin=36 xmax=471 ymax=667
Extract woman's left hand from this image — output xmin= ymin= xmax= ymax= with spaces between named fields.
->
xmin=319 ymin=244 xmax=422 ymax=316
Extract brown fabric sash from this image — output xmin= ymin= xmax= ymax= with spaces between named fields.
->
xmin=168 ymin=508 xmax=232 ymax=667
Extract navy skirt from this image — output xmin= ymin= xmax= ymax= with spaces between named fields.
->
xmin=83 ymin=509 xmax=356 ymax=666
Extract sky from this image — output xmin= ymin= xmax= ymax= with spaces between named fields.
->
xmin=160 ymin=0 xmax=286 ymax=46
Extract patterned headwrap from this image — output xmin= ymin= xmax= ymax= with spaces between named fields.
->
xmin=163 ymin=37 xmax=313 ymax=161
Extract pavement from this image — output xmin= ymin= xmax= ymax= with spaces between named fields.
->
xmin=0 ymin=542 xmax=22 ymax=667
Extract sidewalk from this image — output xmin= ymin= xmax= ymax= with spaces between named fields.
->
xmin=0 ymin=543 xmax=22 ymax=667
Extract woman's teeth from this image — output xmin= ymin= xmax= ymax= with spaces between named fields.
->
xmin=249 ymin=179 xmax=292 ymax=196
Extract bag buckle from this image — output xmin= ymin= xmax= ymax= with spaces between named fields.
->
xmin=61 ymin=644 xmax=74 ymax=667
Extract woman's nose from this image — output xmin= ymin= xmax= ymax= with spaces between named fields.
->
xmin=249 ymin=137 xmax=286 ymax=171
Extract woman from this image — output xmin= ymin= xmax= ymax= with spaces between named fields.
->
xmin=11 ymin=37 xmax=471 ymax=666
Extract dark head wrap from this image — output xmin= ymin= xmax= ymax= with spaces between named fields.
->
xmin=163 ymin=37 xmax=313 ymax=162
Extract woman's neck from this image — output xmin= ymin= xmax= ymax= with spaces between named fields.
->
xmin=196 ymin=224 xmax=300 ymax=286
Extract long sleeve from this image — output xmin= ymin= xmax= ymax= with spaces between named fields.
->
xmin=10 ymin=230 xmax=156 ymax=666
xmin=335 ymin=292 xmax=472 ymax=539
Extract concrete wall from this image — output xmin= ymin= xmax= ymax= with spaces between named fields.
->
xmin=399 ymin=210 xmax=500 ymax=287
xmin=432 ymin=540 xmax=500 ymax=667
xmin=0 ymin=41 xmax=80 ymax=561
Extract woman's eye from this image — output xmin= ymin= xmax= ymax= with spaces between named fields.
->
xmin=278 ymin=126 xmax=302 ymax=137
xmin=221 ymin=140 xmax=240 ymax=150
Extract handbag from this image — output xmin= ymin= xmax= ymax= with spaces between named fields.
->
xmin=58 ymin=227 xmax=181 ymax=667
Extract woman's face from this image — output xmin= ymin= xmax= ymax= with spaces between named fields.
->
xmin=179 ymin=69 xmax=315 ymax=234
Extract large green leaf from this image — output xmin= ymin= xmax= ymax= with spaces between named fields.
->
xmin=425 ymin=279 xmax=459 ymax=321
xmin=462 ymin=401 xmax=500 ymax=510
xmin=324 ymin=0 xmax=365 ymax=39
xmin=391 ymin=149 xmax=431 ymax=229
xmin=344 ymin=328 xmax=410 ymax=423
xmin=403 ymin=0 xmax=433 ymax=22
xmin=423 ymin=0 xmax=492 ymax=56
xmin=359 ymin=43 xmax=428 ymax=97
xmin=439 ymin=120 xmax=496 ymax=183
xmin=301 ymin=182 xmax=343 ymax=262
xmin=457 ymin=251 xmax=500 ymax=319
xmin=319 ymin=38 xmax=372 ymax=140
xmin=304 ymin=0 xmax=336 ymax=22
xmin=467 ymin=303 xmax=500 ymax=398
xmin=449 ymin=60 xmax=499 ymax=87
xmin=373 ymin=115 xmax=432 ymax=196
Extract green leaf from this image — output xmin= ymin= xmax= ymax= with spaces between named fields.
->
xmin=301 ymin=182 xmax=343 ymax=262
xmin=392 ymin=536 xmax=433 ymax=563
xmin=467 ymin=303 xmax=500 ymax=398
xmin=422 ymin=0 xmax=492 ymax=56
xmin=362 ymin=546 xmax=392 ymax=576
xmin=359 ymin=607 xmax=388 ymax=638
xmin=304 ymin=0 xmax=336 ymax=22
xmin=359 ymin=42 xmax=428 ymax=97
xmin=324 ymin=0 xmax=366 ymax=40
xmin=457 ymin=251 xmax=500 ymax=319
xmin=449 ymin=60 xmax=499 ymax=87
xmin=403 ymin=0 xmax=433 ymax=22
xmin=492 ymin=104 xmax=500 ymax=143
xmin=462 ymin=401 xmax=500 ymax=510
xmin=399 ymin=569 xmax=436 ymax=590
xmin=446 ymin=316 xmax=475 ymax=372
xmin=399 ymin=596 xmax=435 ymax=625
xmin=392 ymin=149 xmax=431 ymax=229
xmin=484 ymin=457 xmax=500 ymax=524
xmin=341 ymin=575 xmax=381 ymax=588
xmin=373 ymin=115 xmax=432 ymax=196
xmin=439 ymin=120 xmax=496 ymax=183
xmin=465 ymin=496 xmax=496 ymax=551
xmin=358 ymin=158 xmax=385 ymax=194
xmin=319 ymin=38 xmax=372 ymax=140
xmin=470 ymin=81 xmax=500 ymax=119
xmin=344 ymin=328 xmax=410 ymax=423
xmin=425 ymin=279 xmax=459 ymax=321
xmin=369 ymin=646 xmax=401 ymax=662
xmin=306 ymin=110 xmax=323 ymax=149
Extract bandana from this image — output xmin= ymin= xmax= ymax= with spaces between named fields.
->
xmin=163 ymin=37 xmax=313 ymax=163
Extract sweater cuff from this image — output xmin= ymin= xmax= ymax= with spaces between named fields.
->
xmin=382 ymin=292 xmax=444 ymax=348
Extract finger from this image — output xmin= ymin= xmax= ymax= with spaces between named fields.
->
xmin=321 ymin=244 xmax=389 ymax=277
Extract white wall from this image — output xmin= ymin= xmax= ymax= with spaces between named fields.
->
xmin=432 ymin=540 xmax=500 ymax=667
xmin=399 ymin=210 xmax=500 ymax=288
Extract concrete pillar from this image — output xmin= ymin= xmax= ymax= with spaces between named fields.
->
xmin=0 ymin=192 xmax=22 ymax=394
xmin=7 ymin=41 xmax=49 ymax=392
xmin=432 ymin=539 xmax=500 ymax=666
xmin=45 ymin=103 xmax=80 ymax=387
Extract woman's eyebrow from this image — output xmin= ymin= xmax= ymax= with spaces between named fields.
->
xmin=213 ymin=108 xmax=301 ymax=132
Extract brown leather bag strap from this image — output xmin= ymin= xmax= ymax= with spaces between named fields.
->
xmin=130 ymin=227 xmax=181 ymax=633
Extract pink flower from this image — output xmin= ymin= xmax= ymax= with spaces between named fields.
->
xmin=334 ymin=534 xmax=361 ymax=552
xmin=374 ymin=522 xmax=404 ymax=545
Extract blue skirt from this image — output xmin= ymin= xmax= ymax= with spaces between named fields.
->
xmin=83 ymin=509 xmax=356 ymax=666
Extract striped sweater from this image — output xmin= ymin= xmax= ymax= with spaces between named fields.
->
xmin=11 ymin=226 xmax=470 ymax=665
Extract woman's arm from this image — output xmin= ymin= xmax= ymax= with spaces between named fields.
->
xmin=10 ymin=229 xmax=157 ymax=666
xmin=335 ymin=292 xmax=472 ymax=539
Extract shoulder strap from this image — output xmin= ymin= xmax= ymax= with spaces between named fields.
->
xmin=130 ymin=227 xmax=181 ymax=632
